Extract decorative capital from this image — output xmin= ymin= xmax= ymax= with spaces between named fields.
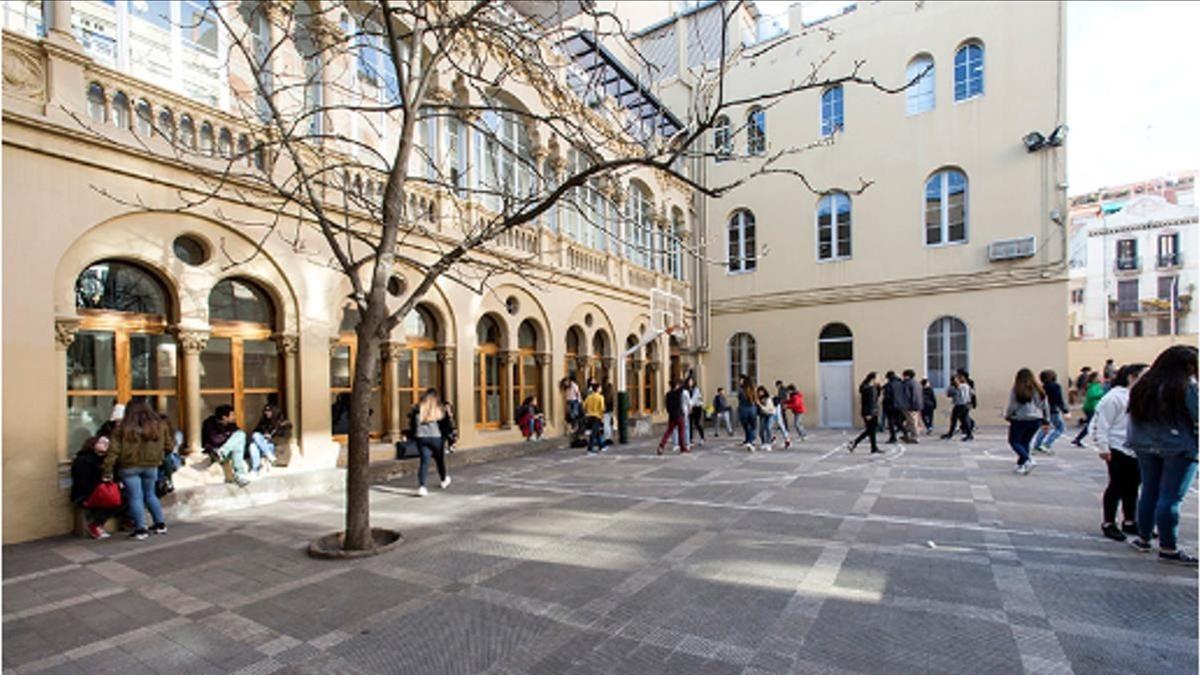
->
xmin=173 ymin=328 xmax=211 ymax=354
xmin=530 ymin=145 xmax=549 ymax=162
xmin=54 ymin=317 xmax=82 ymax=350
xmin=499 ymin=350 xmax=518 ymax=366
xmin=273 ymin=333 xmax=299 ymax=355
xmin=436 ymin=345 xmax=456 ymax=364
xmin=647 ymin=361 xmax=661 ymax=372
xmin=534 ymin=352 xmax=551 ymax=368
xmin=381 ymin=341 xmax=407 ymax=361
xmin=573 ymin=355 xmax=589 ymax=370
xmin=631 ymin=358 xmax=645 ymax=369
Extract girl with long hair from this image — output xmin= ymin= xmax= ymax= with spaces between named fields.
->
xmin=101 ymin=399 xmax=173 ymax=539
xmin=1125 ymin=345 xmax=1199 ymax=565
xmin=250 ymin=403 xmax=291 ymax=474
xmin=412 ymin=388 xmax=451 ymax=496
xmin=1004 ymin=368 xmax=1049 ymax=475
xmin=736 ymin=375 xmax=758 ymax=451
xmin=755 ymin=385 xmax=776 ymax=451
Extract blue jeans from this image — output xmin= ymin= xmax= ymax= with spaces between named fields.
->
xmin=1008 ymin=419 xmax=1041 ymax=466
xmin=758 ymin=414 xmax=773 ymax=444
xmin=248 ymin=432 xmax=276 ymax=472
xmin=586 ymin=417 xmax=605 ymax=453
xmin=1136 ymin=452 xmax=1198 ymax=550
xmin=214 ymin=430 xmax=249 ymax=480
xmin=119 ymin=466 xmax=164 ymax=531
xmin=416 ymin=436 xmax=446 ymax=487
xmin=771 ymin=408 xmax=790 ymax=442
xmin=738 ymin=406 xmax=757 ymax=445
xmin=1033 ymin=412 xmax=1065 ymax=449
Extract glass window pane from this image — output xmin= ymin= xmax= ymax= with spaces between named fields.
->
xmin=129 ymin=333 xmax=178 ymax=391
xmin=243 ymin=392 xmax=278 ymax=428
xmin=397 ymin=350 xmax=414 ymax=388
xmin=418 ymin=350 xmax=438 ymax=388
xmin=243 ymin=339 xmax=278 ymax=388
xmin=68 ymin=330 xmax=117 ymax=391
xmin=75 ymin=261 xmax=168 ymax=315
xmin=201 ymin=393 xmax=234 ymax=422
xmin=200 ymin=337 xmax=234 ymax=389
xmin=396 ymin=391 xmax=415 ymax=422
xmin=68 ymin=395 xmax=116 ymax=453
xmin=209 ymin=279 xmax=274 ymax=325
xmin=330 ymin=344 xmax=351 ymax=389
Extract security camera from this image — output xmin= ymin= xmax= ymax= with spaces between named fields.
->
xmin=1023 ymin=132 xmax=1046 ymax=152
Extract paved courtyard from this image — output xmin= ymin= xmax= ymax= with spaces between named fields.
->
xmin=4 ymin=426 xmax=1197 ymax=674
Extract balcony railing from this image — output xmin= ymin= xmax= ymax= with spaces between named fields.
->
xmin=1110 ymin=295 xmax=1193 ymax=316
xmin=1157 ymin=252 xmax=1183 ymax=269
xmin=1114 ymin=256 xmax=1141 ymax=273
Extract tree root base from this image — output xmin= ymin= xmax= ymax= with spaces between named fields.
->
xmin=307 ymin=528 xmax=403 ymax=559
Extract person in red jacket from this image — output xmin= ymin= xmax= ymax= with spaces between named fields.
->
xmin=786 ymin=385 xmax=808 ymax=440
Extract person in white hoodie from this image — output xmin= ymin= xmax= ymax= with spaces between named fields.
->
xmin=1089 ymin=363 xmax=1149 ymax=541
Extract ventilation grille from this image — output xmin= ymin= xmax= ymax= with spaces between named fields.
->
xmin=988 ymin=235 xmax=1037 ymax=261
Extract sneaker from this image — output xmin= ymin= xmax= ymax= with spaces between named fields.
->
xmin=130 ymin=529 xmax=150 ymax=541
xmin=151 ymin=523 xmax=167 ymax=535
xmin=417 ymin=486 xmax=429 ymax=497
xmin=680 ymin=448 xmax=692 ymax=454
xmin=86 ymin=523 xmax=109 ymax=540
xmin=962 ymin=435 xmax=974 ymax=442
xmin=656 ymin=446 xmax=664 ymax=456
xmin=870 ymin=448 xmax=884 ymax=454
xmin=440 ymin=476 xmax=451 ymax=489
xmin=745 ymin=443 xmax=756 ymax=452
xmin=672 ymin=446 xmax=680 ymax=454
xmin=939 ymin=434 xmax=952 ymax=440
xmin=1121 ymin=522 xmax=1139 ymax=535
xmin=1027 ymin=458 xmax=1038 ymax=469
xmin=848 ymin=441 xmax=857 ymax=453
xmin=1101 ymin=523 xmax=1126 ymax=541
xmin=234 ymin=477 xmax=251 ymax=488
xmin=784 ymin=439 xmax=791 ymax=449
xmin=1015 ymin=464 xmax=1030 ymax=475
xmin=1128 ymin=538 xmax=1152 ymax=553
xmin=1071 ymin=440 xmax=1084 ymax=448
xmin=1033 ymin=445 xmax=1048 ymax=454
xmin=1158 ymin=549 xmax=1198 ymax=566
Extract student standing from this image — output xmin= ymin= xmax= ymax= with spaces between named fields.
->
xmin=685 ymin=375 xmax=706 ymax=446
xmin=882 ymin=371 xmax=902 ymax=443
xmin=583 ymin=383 xmax=607 ymax=455
xmin=774 ymin=380 xmax=790 ymax=433
xmin=756 ymin=386 xmax=777 ymax=451
xmin=1004 ymin=368 xmax=1050 ymax=475
xmin=1091 ymin=363 xmax=1147 ymax=541
xmin=786 ymin=385 xmax=807 ymax=440
xmin=1072 ymin=372 xmax=1104 ymax=446
xmin=902 ymin=370 xmax=922 ymax=444
xmin=850 ymin=372 xmax=882 ymax=453
xmin=657 ymin=380 xmax=690 ymax=456
xmin=101 ymin=400 xmax=172 ymax=539
xmin=737 ymin=376 xmax=759 ymax=451
xmin=712 ymin=387 xmax=733 ymax=436
xmin=1032 ymin=370 xmax=1068 ymax=454
xmin=1125 ymin=345 xmax=1199 ymax=565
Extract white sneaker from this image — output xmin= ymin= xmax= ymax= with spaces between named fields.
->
xmin=1027 ymin=458 xmax=1038 ymax=469
xmin=1015 ymin=464 xmax=1029 ymax=475
xmin=417 ymin=486 xmax=429 ymax=497
xmin=745 ymin=443 xmax=755 ymax=452
xmin=440 ymin=476 xmax=451 ymax=489
xmin=672 ymin=446 xmax=680 ymax=454
xmin=762 ymin=443 xmax=773 ymax=452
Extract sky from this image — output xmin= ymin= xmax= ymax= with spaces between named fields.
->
xmin=752 ymin=1 xmax=1200 ymax=195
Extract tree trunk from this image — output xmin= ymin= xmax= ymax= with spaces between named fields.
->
xmin=343 ymin=319 xmax=382 ymax=551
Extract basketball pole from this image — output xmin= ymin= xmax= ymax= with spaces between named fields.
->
xmin=616 ymin=323 xmax=684 ymax=445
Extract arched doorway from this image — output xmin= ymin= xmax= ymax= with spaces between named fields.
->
xmin=68 ymin=260 xmax=177 ymax=451
xmin=512 ymin=319 xmax=541 ymax=419
xmin=818 ymin=323 xmax=854 ymax=428
xmin=202 ymin=278 xmax=281 ymax=429
xmin=329 ymin=306 xmax=384 ymax=439
xmin=396 ymin=306 xmax=442 ymax=420
xmin=475 ymin=315 xmax=503 ymax=428
xmin=590 ymin=330 xmax=610 ymax=386
xmin=565 ymin=325 xmax=585 ymax=384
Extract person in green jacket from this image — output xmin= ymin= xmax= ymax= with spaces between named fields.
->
xmin=101 ymin=400 xmax=172 ymax=540
xmin=1072 ymin=371 xmax=1105 ymax=447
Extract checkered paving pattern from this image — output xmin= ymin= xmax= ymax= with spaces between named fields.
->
xmin=4 ymin=427 xmax=1197 ymax=674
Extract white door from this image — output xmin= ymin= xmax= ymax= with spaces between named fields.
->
xmin=819 ymin=361 xmax=854 ymax=428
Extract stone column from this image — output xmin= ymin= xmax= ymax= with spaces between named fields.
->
xmin=436 ymin=346 xmax=457 ymax=417
xmin=175 ymin=328 xmax=210 ymax=455
xmin=54 ymin=317 xmax=81 ymax=464
xmin=499 ymin=350 xmax=516 ymax=429
xmin=381 ymin=341 xmax=404 ymax=442
xmin=273 ymin=333 xmax=300 ymax=462
xmin=535 ymin=352 xmax=552 ymax=425
xmin=45 ymin=0 xmax=73 ymax=39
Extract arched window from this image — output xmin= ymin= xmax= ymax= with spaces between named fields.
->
xmin=199 ymin=122 xmax=215 ymax=156
xmin=87 ymin=83 xmax=106 ymax=123
xmin=817 ymin=193 xmax=852 ymax=261
xmin=179 ymin=114 xmax=196 ymax=150
xmin=69 ymin=261 xmax=177 ymax=452
xmin=954 ymin=42 xmax=984 ymax=101
xmin=237 ymin=134 xmax=251 ymax=164
xmin=135 ymin=99 xmax=153 ymax=136
xmin=394 ymin=306 xmax=441 ymax=423
xmin=565 ymin=325 xmax=585 ymax=383
xmin=821 ymin=86 xmax=843 ymax=136
xmin=714 ymin=115 xmax=732 ymax=161
xmin=626 ymin=183 xmax=653 ymax=268
xmin=591 ymin=330 xmax=610 ymax=385
xmin=926 ymin=317 xmax=968 ymax=389
xmin=747 ymin=108 xmax=766 ymax=155
xmin=475 ymin=315 xmax=503 ymax=427
xmin=906 ymin=55 xmax=935 ymax=114
xmin=818 ymin=323 xmax=853 ymax=362
xmin=625 ymin=335 xmax=642 ymax=412
xmin=925 ymin=169 xmax=968 ymax=246
xmin=728 ymin=333 xmax=757 ymax=391
xmin=329 ymin=306 xmax=383 ymax=438
xmin=204 ymin=279 xmax=280 ymax=428
xmin=156 ymin=108 xmax=175 ymax=142
xmin=727 ymin=209 xmax=756 ymax=273
xmin=512 ymin=319 xmax=541 ymax=420
xmin=218 ymin=128 xmax=233 ymax=158
xmin=111 ymin=91 xmax=130 ymax=130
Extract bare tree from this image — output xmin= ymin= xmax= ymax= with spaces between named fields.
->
xmin=80 ymin=0 xmax=925 ymax=551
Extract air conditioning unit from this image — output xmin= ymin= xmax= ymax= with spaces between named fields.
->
xmin=988 ymin=235 xmax=1037 ymax=262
